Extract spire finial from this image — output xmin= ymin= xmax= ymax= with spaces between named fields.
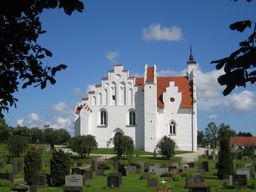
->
xmin=189 ymin=45 xmax=194 ymax=61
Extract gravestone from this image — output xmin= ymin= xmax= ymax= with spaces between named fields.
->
xmin=17 ymin=161 xmax=23 ymax=173
xmin=7 ymin=155 xmax=11 ymax=165
xmin=160 ymin=165 xmax=167 ymax=168
xmin=185 ymin=175 xmax=205 ymax=186
xmin=85 ymin=171 xmax=94 ymax=180
xmin=37 ymin=148 xmax=43 ymax=156
xmin=30 ymin=185 xmax=37 ymax=192
xmin=96 ymin=169 xmax=105 ymax=176
xmin=233 ymin=174 xmax=247 ymax=186
xmin=202 ymin=161 xmax=209 ymax=172
xmin=72 ymin=168 xmax=81 ymax=175
xmin=39 ymin=161 xmax=43 ymax=172
xmin=232 ymin=152 xmax=237 ymax=160
xmin=187 ymin=186 xmax=211 ymax=192
xmin=197 ymin=169 xmax=205 ymax=176
xmin=127 ymin=166 xmax=136 ymax=173
xmin=63 ymin=186 xmax=83 ymax=192
xmin=107 ymin=176 xmax=120 ymax=188
xmin=209 ymin=163 xmax=216 ymax=169
xmin=128 ymin=158 xmax=131 ymax=165
xmin=202 ymin=154 xmax=206 ymax=158
xmin=12 ymin=159 xmax=18 ymax=175
xmin=153 ymin=150 xmax=156 ymax=157
xmin=71 ymin=161 xmax=76 ymax=167
xmin=170 ymin=169 xmax=179 ymax=175
xmin=236 ymin=169 xmax=250 ymax=179
xmin=65 ymin=175 xmax=84 ymax=187
xmin=0 ymin=162 xmax=4 ymax=168
xmin=149 ymin=166 xmax=158 ymax=173
xmin=147 ymin=179 xmax=158 ymax=187
xmin=172 ymin=162 xmax=179 ymax=167
xmin=49 ymin=148 xmax=52 ymax=155
xmin=208 ymin=145 xmax=211 ymax=155
xmin=216 ymin=140 xmax=220 ymax=150
xmin=138 ymin=161 xmax=145 ymax=168
xmin=155 ymin=163 xmax=161 ymax=168
xmin=45 ymin=147 xmax=50 ymax=152
xmin=223 ymin=173 xmax=229 ymax=180
xmin=165 ymin=163 xmax=171 ymax=167
xmin=208 ymin=155 xmax=213 ymax=160
xmin=144 ymin=163 xmax=150 ymax=170
xmin=91 ymin=160 xmax=97 ymax=172
xmin=32 ymin=174 xmax=48 ymax=187
xmin=10 ymin=184 xmax=30 ymax=192
xmin=198 ymin=164 xmax=203 ymax=169
xmin=245 ymin=163 xmax=251 ymax=168
xmin=109 ymin=172 xmax=122 ymax=185
xmin=182 ymin=164 xmax=189 ymax=170
xmin=188 ymin=162 xmax=195 ymax=168
xmin=143 ymin=172 xmax=150 ymax=180
xmin=204 ymin=150 xmax=208 ymax=156
xmin=168 ymin=166 xmax=177 ymax=171
xmin=80 ymin=169 xmax=86 ymax=176
xmin=214 ymin=155 xmax=219 ymax=159
xmin=215 ymin=149 xmax=218 ymax=155
xmin=98 ymin=161 xmax=106 ymax=169
xmin=155 ymin=167 xmax=168 ymax=176
xmin=0 ymin=173 xmax=14 ymax=184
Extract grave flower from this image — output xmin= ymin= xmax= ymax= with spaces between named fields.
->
xmin=237 ymin=185 xmax=242 ymax=190
xmin=215 ymin=188 xmax=219 ymax=192
xmin=130 ymin=170 xmax=134 ymax=173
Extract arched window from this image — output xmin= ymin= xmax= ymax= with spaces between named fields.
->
xmin=129 ymin=111 xmax=136 ymax=125
xmin=101 ymin=111 xmax=107 ymax=125
xmin=170 ymin=121 xmax=176 ymax=135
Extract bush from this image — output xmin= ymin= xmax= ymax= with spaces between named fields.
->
xmin=104 ymin=165 xmax=111 ymax=170
xmin=50 ymin=148 xmax=71 ymax=187
xmin=173 ymin=175 xmax=181 ymax=181
xmin=222 ymin=181 xmax=228 ymax=189
xmin=0 ymin=179 xmax=11 ymax=187
xmin=77 ymin=162 xmax=82 ymax=166
xmin=24 ymin=150 xmax=41 ymax=185
xmin=179 ymin=169 xmax=183 ymax=173
xmin=97 ymin=164 xmax=101 ymax=169
xmin=150 ymin=175 xmax=159 ymax=180
xmin=232 ymin=180 xmax=239 ymax=189
xmin=180 ymin=172 xmax=187 ymax=177
xmin=249 ymin=181 xmax=256 ymax=189
xmin=213 ymin=172 xmax=217 ymax=176
xmin=156 ymin=136 xmax=177 ymax=160
xmin=144 ymin=168 xmax=149 ymax=172
xmin=162 ymin=173 xmax=172 ymax=177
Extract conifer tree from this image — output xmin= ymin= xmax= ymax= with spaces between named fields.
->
xmin=24 ymin=150 xmax=41 ymax=185
xmin=50 ymin=148 xmax=71 ymax=186
xmin=217 ymin=137 xmax=235 ymax=179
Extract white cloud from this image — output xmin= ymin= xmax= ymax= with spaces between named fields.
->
xmin=106 ymin=52 xmax=119 ymax=64
xmin=207 ymin=115 xmax=221 ymax=119
xmin=71 ymin=88 xmax=82 ymax=94
xmin=86 ymin=84 xmax=96 ymax=93
xmin=49 ymin=101 xmax=75 ymax=116
xmin=142 ymin=24 xmax=184 ymax=41
xmin=157 ymin=69 xmax=187 ymax=77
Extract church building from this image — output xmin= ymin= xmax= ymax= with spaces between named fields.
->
xmin=74 ymin=51 xmax=197 ymax=152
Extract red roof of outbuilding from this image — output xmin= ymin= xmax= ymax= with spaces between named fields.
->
xmin=230 ymin=137 xmax=256 ymax=146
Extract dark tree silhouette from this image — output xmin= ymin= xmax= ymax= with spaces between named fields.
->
xmin=0 ymin=0 xmax=84 ymax=117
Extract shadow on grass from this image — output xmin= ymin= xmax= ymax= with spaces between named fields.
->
xmin=70 ymin=156 xmax=92 ymax=160
xmin=204 ymin=176 xmax=220 ymax=180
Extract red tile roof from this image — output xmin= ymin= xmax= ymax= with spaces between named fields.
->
xmin=114 ymin=64 xmax=123 ymax=66
xmin=230 ymin=137 xmax=256 ymax=146
xmin=88 ymin=91 xmax=95 ymax=94
xmin=135 ymin=76 xmax=193 ymax=108
xmin=122 ymin=70 xmax=129 ymax=72
xmin=95 ymin=84 xmax=102 ymax=87
xmin=108 ymin=70 xmax=114 ymax=72
xmin=147 ymin=67 xmax=154 ymax=82
xmin=128 ymin=76 xmax=135 ymax=79
xmin=82 ymin=98 xmax=88 ymax=100
xmin=102 ymin=77 xmax=108 ymax=80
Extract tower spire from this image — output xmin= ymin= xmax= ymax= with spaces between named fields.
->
xmin=187 ymin=45 xmax=196 ymax=64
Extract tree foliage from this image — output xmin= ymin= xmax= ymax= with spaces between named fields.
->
xmin=0 ymin=0 xmax=84 ymax=117
xmin=24 ymin=150 xmax=41 ymax=185
xmin=0 ymin=117 xmax=12 ymax=144
xmin=211 ymin=18 xmax=256 ymax=95
xmin=156 ymin=136 xmax=177 ymax=160
xmin=246 ymin=143 xmax=255 ymax=160
xmin=113 ymin=135 xmax=134 ymax=159
xmin=50 ymin=148 xmax=71 ymax=186
xmin=70 ymin=135 xmax=98 ymax=158
xmin=204 ymin=122 xmax=219 ymax=147
xmin=8 ymin=135 xmax=29 ymax=157
xmin=197 ymin=131 xmax=205 ymax=145
xmin=217 ymin=138 xmax=235 ymax=179
xmin=217 ymin=123 xmax=237 ymax=140
xmin=237 ymin=131 xmax=253 ymax=137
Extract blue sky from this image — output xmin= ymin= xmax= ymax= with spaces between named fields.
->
xmin=3 ymin=0 xmax=256 ymax=137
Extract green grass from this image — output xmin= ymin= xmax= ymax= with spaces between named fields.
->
xmin=1 ymin=144 xmax=255 ymax=191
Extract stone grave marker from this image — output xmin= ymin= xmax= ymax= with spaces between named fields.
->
xmin=188 ymin=162 xmax=195 ymax=168
xmin=216 ymin=140 xmax=220 ymax=150
xmin=233 ymin=175 xmax=247 ymax=186
xmin=182 ymin=164 xmax=189 ymax=170
xmin=143 ymin=172 xmax=150 ymax=180
xmin=165 ymin=162 xmax=171 ymax=167
xmin=17 ymin=161 xmax=23 ymax=173
xmin=197 ymin=169 xmax=205 ymax=176
xmin=45 ymin=147 xmax=50 ymax=152
xmin=144 ymin=163 xmax=150 ymax=170
xmin=149 ymin=166 xmax=158 ymax=173
xmin=215 ymin=163 xmax=219 ymax=169
xmin=12 ymin=159 xmax=18 ymax=175
xmin=71 ymin=161 xmax=76 ymax=167
xmin=208 ymin=155 xmax=213 ymax=160
xmin=185 ymin=175 xmax=205 ymax=186
xmin=236 ymin=169 xmax=250 ymax=179
xmin=96 ymin=169 xmax=105 ymax=176
xmin=81 ymin=169 xmax=86 ymax=176
xmin=202 ymin=161 xmax=209 ymax=172
xmin=127 ymin=166 xmax=136 ymax=173
xmin=0 ymin=162 xmax=4 ymax=168
xmin=138 ymin=161 xmax=145 ymax=168
xmin=198 ymin=164 xmax=203 ymax=169
xmin=202 ymin=154 xmax=206 ymax=158
xmin=223 ymin=173 xmax=229 ymax=180
xmin=0 ymin=173 xmax=14 ymax=185
xmin=245 ymin=163 xmax=251 ymax=168
xmin=168 ymin=166 xmax=177 ymax=171
xmin=98 ymin=161 xmax=106 ymax=169
xmin=109 ymin=172 xmax=122 ymax=185
xmin=155 ymin=163 xmax=161 ymax=168
xmin=37 ymin=148 xmax=43 ymax=156
xmin=72 ymin=168 xmax=81 ymax=175
xmin=147 ymin=179 xmax=158 ymax=187
xmin=172 ymin=162 xmax=179 ymax=168
xmin=208 ymin=145 xmax=211 ymax=155
xmin=153 ymin=150 xmax=156 ymax=157
xmin=107 ymin=176 xmax=120 ymax=188
xmin=85 ymin=171 xmax=94 ymax=180
xmin=204 ymin=150 xmax=208 ymax=156
xmin=65 ymin=175 xmax=84 ymax=187
xmin=128 ymin=158 xmax=131 ymax=165
xmin=63 ymin=186 xmax=83 ymax=192
xmin=160 ymin=165 xmax=167 ymax=168
xmin=91 ymin=160 xmax=97 ymax=172
xmin=214 ymin=155 xmax=219 ymax=159
xmin=155 ymin=167 xmax=168 ymax=176
xmin=215 ymin=149 xmax=218 ymax=155
xmin=32 ymin=174 xmax=48 ymax=187
xmin=209 ymin=163 xmax=216 ymax=169
xmin=170 ymin=169 xmax=179 ymax=175
xmin=7 ymin=155 xmax=11 ymax=165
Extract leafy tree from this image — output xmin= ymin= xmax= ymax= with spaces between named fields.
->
xmin=24 ymin=150 xmax=41 ymax=185
xmin=0 ymin=0 xmax=84 ymax=117
xmin=55 ymin=128 xmax=71 ymax=144
xmin=197 ymin=131 xmax=205 ymax=145
xmin=217 ymin=123 xmax=237 ymax=140
xmin=8 ymin=135 xmax=29 ymax=157
xmin=113 ymin=135 xmax=134 ymax=159
xmin=217 ymin=138 xmax=235 ymax=179
xmin=156 ymin=136 xmax=177 ymax=160
xmin=204 ymin=122 xmax=219 ymax=147
xmin=211 ymin=0 xmax=255 ymax=95
xmin=30 ymin=127 xmax=45 ymax=144
xmin=246 ymin=143 xmax=255 ymax=160
xmin=0 ymin=117 xmax=12 ymax=144
xmin=50 ymin=148 xmax=71 ymax=186
xmin=43 ymin=127 xmax=59 ymax=146
xmin=237 ymin=131 xmax=253 ymax=137
xmin=70 ymin=135 xmax=98 ymax=158
xmin=13 ymin=125 xmax=32 ymax=141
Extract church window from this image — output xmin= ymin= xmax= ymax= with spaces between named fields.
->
xmin=129 ymin=111 xmax=136 ymax=125
xmin=170 ymin=97 xmax=175 ymax=102
xmin=101 ymin=111 xmax=107 ymax=125
xmin=170 ymin=121 xmax=176 ymax=135
xmin=112 ymin=95 xmax=115 ymax=100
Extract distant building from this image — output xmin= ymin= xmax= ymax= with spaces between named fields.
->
xmin=230 ymin=137 xmax=256 ymax=148
xmin=74 ymin=51 xmax=197 ymax=152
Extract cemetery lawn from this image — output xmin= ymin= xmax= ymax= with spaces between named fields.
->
xmin=1 ymin=145 xmax=256 ymax=192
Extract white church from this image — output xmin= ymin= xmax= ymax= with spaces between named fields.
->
xmin=74 ymin=51 xmax=197 ymax=152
